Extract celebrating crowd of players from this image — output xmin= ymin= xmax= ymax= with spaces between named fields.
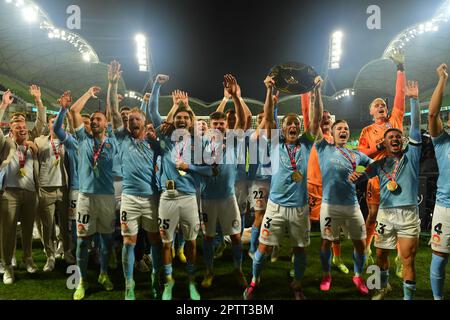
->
xmin=0 ymin=52 xmax=449 ymax=301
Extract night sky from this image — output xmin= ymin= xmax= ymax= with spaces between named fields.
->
xmin=36 ymin=0 xmax=444 ymax=101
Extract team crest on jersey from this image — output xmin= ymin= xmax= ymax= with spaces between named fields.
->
xmin=105 ymin=143 xmax=112 ymax=149
xmin=77 ymin=224 xmax=86 ymax=233
xmin=324 ymin=226 xmax=332 ymax=236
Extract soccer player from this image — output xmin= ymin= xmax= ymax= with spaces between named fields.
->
xmin=350 ymin=80 xmax=422 ymax=300
xmin=69 ymin=85 xmax=117 ymax=300
xmin=301 ymin=92 xmax=349 ymax=273
xmin=147 ymin=79 xmax=213 ymax=301
xmin=114 ymin=72 xmax=169 ymax=300
xmin=358 ymin=50 xmax=406 ymax=274
xmin=53 ymin=91 xmax=81 ymax=260
xmin=243 ymin=75 xmax=322 ymax=300
xmin=315 ymin=119 xmax=373 ymax=294
xmin=201 ymin=74 xmax=248 ymax=290
xmin=427 ymin=63 xmax=449 ymax=300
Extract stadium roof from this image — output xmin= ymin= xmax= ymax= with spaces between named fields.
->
xmin=0 ymin=0 xmax=126 ymax=110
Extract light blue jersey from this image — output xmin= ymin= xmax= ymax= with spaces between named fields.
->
xmin=269 ymin=134 xmax=313 ymax=207
xmin=54 ymin=107 xmax=79 ymax=190
xmin=316 ymin=140 xmax=373 ymax=205
xmin=201 ymin=136 xmax=244 ymax=200
xmin=432 ymin=131 xmax=450 ymax=208
xmin=368 ymin=143 xmax=421 ymax=209
xmin=115 ymin=128 xmax=159 ymax=197
xmin=75 ymin=126 xmax=116 ymax=195
xmin=107 ymin=124 xmax=123 ymax=179
xmin=247 ymin=130 xmax=272 ymax=182
xmin=157 ymin=131 xmax=211 ymax=194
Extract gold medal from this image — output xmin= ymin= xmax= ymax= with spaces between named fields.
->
xmin=18 ymin=167 xmax=27 ymax=177
xmin=387 ymin=180 xmax=398 ymax=192
xmin=292 ymin=171 xmax=303 ymax=183
xmin=178 ymin=170 xmax=186 ymax=177
xmin=53 ymin=159 xmax=60 ymax=167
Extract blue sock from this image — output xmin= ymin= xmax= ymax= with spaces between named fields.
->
xmin=430 ymin=253 xmax=448 ymax=300
xmin=320 ymin=249 xmax=332 ymax=273
xmin=151 ymin=242 xmax=162 ymax=274
xmin=203 ymin=238 xmax=214 ymax=271
xmin=380 ymin=270 xmax=389 ymax=288
xmin=250 ymin=226 xmax=260 ymax=254
xmin=353 ymin=251 xmax=366 ymax=276
xmin=178 ymin=231 xmax=185 ymax=249
xmin=252 ymin=249 xmax=268 ymax=282
xmin=76 ymin=238 xmax=89 ymax=279
xmin=163 ymin=263 xmax=173 ymax=280
xmin=122 ymin=243 xmax=135 ymax=281
xmin=99 ymin=233 xmax=112 ymax=274
xmin=403 ymin=281 xmax=416 ymax=300
xmin=213 ymin=225 xmax=224 ymax=248
xmin=232 ymin=242 xmax=243 ymax=270
xmin=186 ymin=262 xmax=195 ymax=278
xmin=293 ymin=251 xmax=307 ymax=281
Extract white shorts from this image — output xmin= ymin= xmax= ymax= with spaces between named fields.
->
xmin=235 ymin=180 xmax=248 ymax=214
xmin=120 ymin=194 xmax=159 ymax=236
xmin=201 ymin=196 xmax=241 ymax=237
xmin=158 ymin=191 xmax=200 ymax=243
xmin=76 ymin=193 xmax=116 ymax=237
xmin=430 ymin=205 xmax=450 ymax=254
xmin=259 ymin=200 xmax=310 ymax=248
xmin=68 ymin=189 xmax=79 ymax=220
xmin=114 ymin=180 xmax=123 ymax=211
xmin=374 ymin=206 xmax=421 ymax=250
xmin=320 ymin=203 xmax=366 ymax=241
xmin=248 ymin=180 xmax=270 ymax=212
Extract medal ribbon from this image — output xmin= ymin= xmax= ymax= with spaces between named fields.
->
xmin=17 ymin=145 xmax=28 ymax=169
xmin=93 ymin=138 xmax=106 ymax=168
xmin=175 ymin=140 xmax=187 ymax=161
xmin=285 ymin=143 xmax=300 ymax=172
xmin=381 ymin=156 xmax=402 ymax=182
xmin=50 ymin=138 xmax=61 ymax=161
xmin=336 ymin=147 xmax=356 ymax=171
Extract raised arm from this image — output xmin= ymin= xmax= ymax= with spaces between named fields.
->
xmin=406 ymin=81 xmax=421 ymax=143
xmin=216 ymin=87 xmax=230 ymax=113
xmin=390 ymin=50 xmax=406 ymax=120
xmin=300 ymin=92 xmax=311 ymax=130
xmin=224 ymin=74 xmax=245 ymax=130
xmin=148 ymin=74 xmax=169 ymax=127
xmin=237 ymin=85 xmax=253 ymax=130
xmin=309 ymin=77 xmax=324 ymax=139
xmin=29 ymin=85 xmax=46 ymax=139
xmin=0 ymin=89 xmax=14 ymax=121
xmin=70 ymin=86 xmax=101 ymax=129
xmin=254 ymin=76 xmax=275 ymax=139
xmin=428 ymin=64 xmax=448 ymax=138
xmin=54 ymin=91 xmax=73 ymax=142
xmin=108 ymin=60 xmax=123 ymax=129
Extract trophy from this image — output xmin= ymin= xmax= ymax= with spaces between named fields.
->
xmin=268 ymin=62 xmax=319 ymax=95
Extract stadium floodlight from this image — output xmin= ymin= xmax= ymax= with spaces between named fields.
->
xmin=22 ymin=6 xmax=38 ymax=22
xmin=15 ymin=0 xmax=24 ymax=7
xmin=82 ymin=52 xmax=91 ymax=62
xmin=5 ymin=0 xmax=13 ymax=3
xmin=135 ymin=33 xmax=149 ymax=72
xmin=329 ymin=30 xmax=343 ymax=70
